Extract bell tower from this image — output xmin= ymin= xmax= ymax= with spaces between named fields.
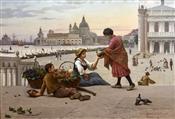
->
xmin=161 ymin=0 xmax=164 ymax=5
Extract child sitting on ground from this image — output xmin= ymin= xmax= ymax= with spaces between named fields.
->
xmin=34 ymin=63 xmax=90 ymax=101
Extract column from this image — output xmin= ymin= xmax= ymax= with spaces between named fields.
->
xmin=145 ymin=14 xmax=148 ymax=53
xmin=0 ymin=68 xmax=5 ymax=86
xmin=170 ymin=41 xmax=174 ymax=54
xmin=7 ymin=69 xmax=11 ymax=86
xmin=4 ymin=68 xmax=7 ymax=86
xmin=17 ymin=65 xmax=23 ymax=86
xmin=0 ymin=68 xmax=2 ymax=86
xmin=25 ymin=78 xmax=28 ymax=86
xmin=138 ymin=9 xmax=145 ymax=52
xmin=149 ymin=41 xmax=155 ymax=53
xmin=10 ymin=68 xmax=13 ymax=86
xmin=12 ymin=68 xmax=16 ymax=86
xmin=160 ymin=41 xmax=164 ymax=53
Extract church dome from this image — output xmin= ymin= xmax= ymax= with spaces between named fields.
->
xmin=79 ymin=16 xmax=89 ymax=28
xmin=72 ymin=22 xmax=79 ymax=34
xmin=73 ymin=22 xmax=79 ymax=30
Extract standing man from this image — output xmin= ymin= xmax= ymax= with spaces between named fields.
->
xmin=129 ymin=48 xmax=132 ymax=55
xmin=59 ymin=51 xmax=62 ymax=60
xmin=103 ymin=28 xmax=135 ymax=91
xmin=149 ymin=60 xmax=153 ymax=67
xmin=170 ymin=58 xmax=173 ymax=71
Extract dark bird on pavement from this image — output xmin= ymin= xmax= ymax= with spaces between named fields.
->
xmin=135 ymin=94 xmax=152 ymax=106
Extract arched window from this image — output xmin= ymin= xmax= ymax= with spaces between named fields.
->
xmin=13 ymin=63 xmax=16 ymax=67
xmin=154 ymin=22 xmax=159 ymax=32
xmin=165 ymin=22 xmax=169 ymax=32
xmin=2 ymin=62 xmax=5 ymax=67
xmin=8 ymin=62 xmax=11 ymax=67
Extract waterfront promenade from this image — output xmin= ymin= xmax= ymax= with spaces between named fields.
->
xmin=1 ymin=48 xmax=175 ymax=119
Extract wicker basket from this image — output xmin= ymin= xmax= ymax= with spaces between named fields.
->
xmin=59 ymin=61 xmax=74 ymax=70
xmin=59 ymin=61 xmax=80 ymax=88
xmin=27 ymin=79 xmax=43 ymax=89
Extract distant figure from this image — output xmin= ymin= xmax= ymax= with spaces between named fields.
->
xmin=55 ymin=52 xmax=59 ymax=60
xmin=163 ymin=59 xmax=169 ymax=69
xmin=55 ymin=52 xmax=62 ymax=60
xmin=59 ymin=51 xmax=62 ymax=60
xmin=138 ymin=72 xmax=155 ymax=86
xmin=136 ymin=57 xmax=138 ymax=65
xmin=133 ymin=56 xmax=138 ymax=66
xmin=34 ymin=56 xmax=39 ymax=67
xmin=143 ymin=53 xmax=146 ymax=58
xmin=132 ymin=57 xmax=137 ymax=66
xmin=16 ymin=51 xmax=19 ymax=57
xmin=129 ymin=48 xmax=131 ymax=54
xmin=42 ymin=48 xmax=45 ymax=52
xmin=149 ymin=60 xmax=153 ymax=67
xmin=9 ymin=46 xmax=12 ymax=50
xmin=170 ymin=58 xmax=173 ymax=71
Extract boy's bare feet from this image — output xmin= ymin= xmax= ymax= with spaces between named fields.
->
xmin=79 ymin=95 xmax=91 ymax=101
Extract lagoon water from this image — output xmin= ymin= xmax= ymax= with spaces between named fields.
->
xmin=0 ymin=45 xmax=107 ymax=57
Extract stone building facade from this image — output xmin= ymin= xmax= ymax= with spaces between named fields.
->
xmin=138 ymin=0 xmax=175 ymax=54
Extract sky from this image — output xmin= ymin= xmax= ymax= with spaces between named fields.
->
xmin=0 ymin=0 xmax=175 ymax=41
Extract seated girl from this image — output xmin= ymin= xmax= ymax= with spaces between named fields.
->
xmin=73 ymin=48 xmax=109 ymax=86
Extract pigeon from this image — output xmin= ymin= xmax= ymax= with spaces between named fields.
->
xmin=135 ymin=94 xmax=152 ymax=106
xmin=141 ymin=98 xmax=152 ymax=105
xmin=135 ymin=94 xmax=142 ymax=105
xmin=17 ymin=107 xmax=25 ymax=114
xmin=5 ymin=114 xmax=11 ymax=118
xmin=26 ymin=108 xmax=32 ymax=114
xmin=9 ymin=106 xmax=16 ymax=112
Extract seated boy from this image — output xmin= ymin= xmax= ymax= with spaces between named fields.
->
xmin=35 ymin=63 xmax=90 ymax=101
xmin=138 ymin=72 xmax=156 ymax=86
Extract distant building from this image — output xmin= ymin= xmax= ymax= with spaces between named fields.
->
xmin=0 ymin=34 xmax=12 ymax=45
xmin=122 ymin=29 xmax=138 ymax=47
xmin=138 ymin=0 xmax=175 ymax=54
xmin=34 ymin=16 xmax=98 ymax=45
xmin=97 ymin=36 xmax=108 ymax=45
xmin=34 ymin=28 xmax=47 ymax=45
xmin=47 ymin=25 xmax=82 ymax=45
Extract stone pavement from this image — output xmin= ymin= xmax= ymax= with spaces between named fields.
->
xmin=1 ymin=85 xmax=175 ymax=119
xmin=1 ymin=48 xmax=175 ymax=119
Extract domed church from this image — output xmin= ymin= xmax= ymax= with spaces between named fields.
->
xmin=69 ymin=16 xmax=98 ymax=45
xmin=35 ymin=16 xmax=98 ymax=45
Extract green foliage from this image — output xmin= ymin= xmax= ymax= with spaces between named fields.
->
xmin=22 ymin=67 xmax=46 ymax=80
